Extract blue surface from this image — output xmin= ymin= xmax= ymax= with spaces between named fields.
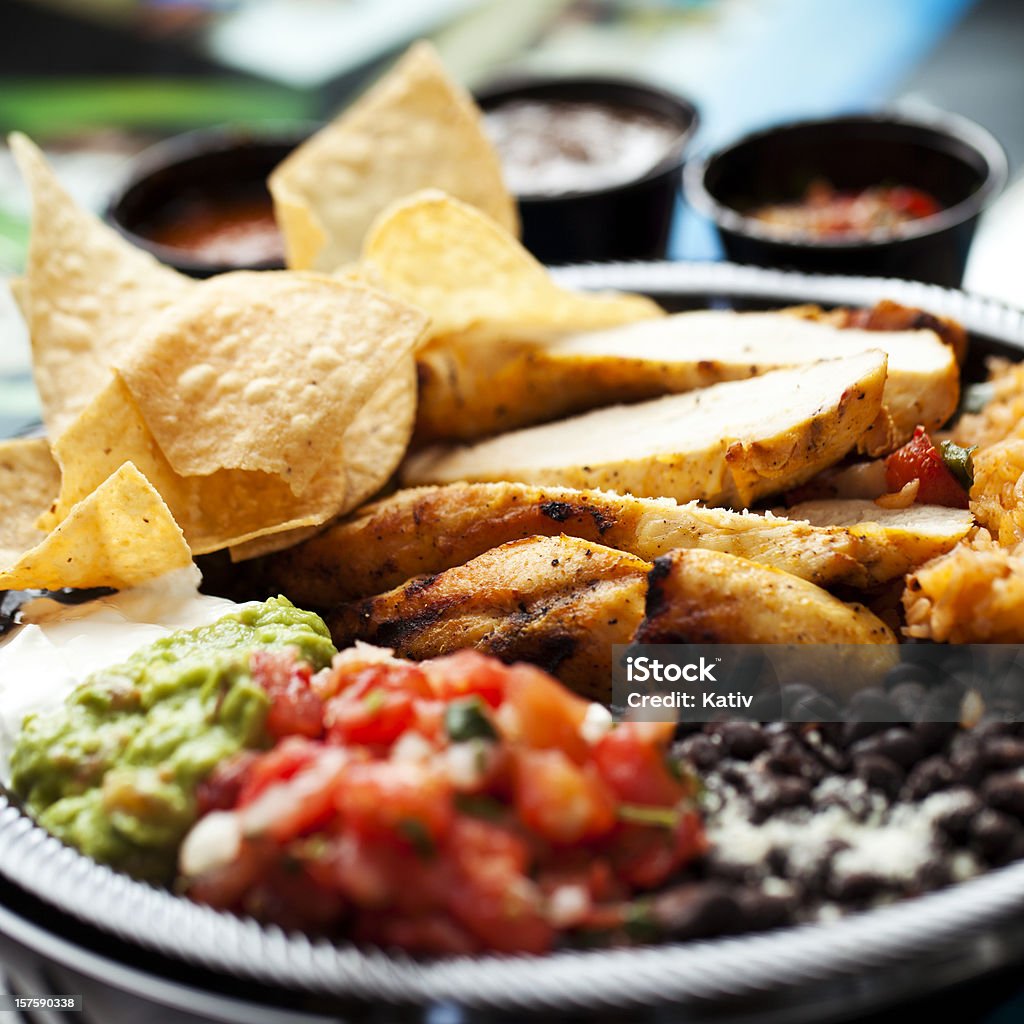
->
xmin=669 ymin=0 xmax=977 ymax=259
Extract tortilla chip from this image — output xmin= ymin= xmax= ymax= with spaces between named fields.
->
xmin=9 ymin=133 xmax=192 ymax=439
xmin=116 ymin=271 xmax=427 ymax=494
xmin=39 ymin=375 xmax=357 ymax=556
xmin=270 ymin=41 xmax=517 ymax=271
xmin=363 ymin=190 xmax=662 ymax=342
xmin=0 ymin=438 xmax=60 ymax=565
xmin=226 ymin=351 xmax=417 ymax=561
xmin=0 ymin=462 xmax=191 ymax=591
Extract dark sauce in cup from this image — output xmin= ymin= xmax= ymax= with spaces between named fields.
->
xmin=485 ymin=99 xmax=682 ymax=197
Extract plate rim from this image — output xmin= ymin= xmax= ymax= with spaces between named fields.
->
xmin=3 ymin=260 xmax=1024 ymax=1013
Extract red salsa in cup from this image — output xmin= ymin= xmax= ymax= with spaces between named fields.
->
xmin=750 ymin=179 xmax=943 ymax=239
xmin=143 ymin=195 xmax=284 ymax=266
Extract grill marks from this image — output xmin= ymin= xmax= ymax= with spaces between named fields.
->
xmin=329 ymin=535 xmax=649 ymax=701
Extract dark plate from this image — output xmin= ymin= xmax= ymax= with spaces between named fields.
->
xmin=2 ymin=262 xmax=1024 ymax=1022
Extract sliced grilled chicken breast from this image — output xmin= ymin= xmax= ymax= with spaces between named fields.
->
xmin=253 ymin=482 xmax=971 ymax=606
xmin=635 ymin=549 xmax=898 ymax=696
xmin=403 ymin=351 xmax=888 ymax=506
xmin=637 ymin=548 xmax=897 ymax=647
xmin=416 ymin=310 xmax=958 ymax=451
xmin=329 ymin=535 xmax=648 ymax=700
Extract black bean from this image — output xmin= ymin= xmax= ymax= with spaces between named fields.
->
xmin=766 ymin=847 xmax=788 ymax=876
xmin=970 ymin=809 xmax=1023 ymax=863
xmin=718 ymin=762 xmax=750 ymax=792
xmin=903 ymin=756 xmax=955 ymax=800
xmin=703 ymin=855 xmax=753 ymax=884
xmin=790 ymin=693 xmax=839 ymax=722
xmin=650 ymin=883 xmax=742 ymax=939
xmin=716 ymin=721 xmax=768 ymax=761
xmin=802 ymin=733 xmax=849 ymax=773
xmin=842 ymin=689 xmax=902 ymax=745
xmin=763 ymin=734 xmax=810 ymax=777
xmin=829 ymin=870 xmax=887 ymax=904
xmin=912 ymin=719 xmax=957 ymax=754
xmin=889 ymin=681 xmax=927 ymax=718
xmin=915 ymin=685 xmax=962 ymax=724
xmin=981 ymin=772 xmax=1024 ymax=819
xmin=949 ymin=733 xmax=986 ymax=786
xmin=802 ymin=838 xmax=849 ymax=895
xmin=734 ymin=889 xmax=793 ymax=932
xmin=972 ymin=718 xmax=1019 ymax=741
xmin=933 ymin=789 xmax=983 ymax=844
xmin=885 ymin=663 xmax=933 ymax=690
xmin=851 ymin=727 xmax=923 ymax=770
xmin=815 ymin=720 xmax=845 ymax=748
xmin=982 ymin=737 xmax=1024 ymax=771
xmin=774 ymin=776 xmax=812 ymax=808
xmin=853 ymin=753 xmax=903 ymax=798
xmin=677 ymin=733 xmax=720 ymax=770
xmin=750 ymin=777 xmax=810 ymax=821
xmin=914 ymin=857 xmax=952 ymax=892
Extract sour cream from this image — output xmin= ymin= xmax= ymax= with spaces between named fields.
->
xmin=0 ymin=565 xmax=242 ymax=780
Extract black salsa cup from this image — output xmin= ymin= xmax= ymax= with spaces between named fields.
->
xmin=684 ymin=111 xmax=1008 ymax=287
xmin=105 ymin=125 xmax=314 ymax=278
xmin=475 ymin=75 xmax=699 ymax=265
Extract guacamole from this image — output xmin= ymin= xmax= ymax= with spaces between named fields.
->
xmin=10 ymin=597 xmax=336 ymax=882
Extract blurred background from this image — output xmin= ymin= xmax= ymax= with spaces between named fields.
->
xmin=0 ymin=0 xmax=1022 ymax=422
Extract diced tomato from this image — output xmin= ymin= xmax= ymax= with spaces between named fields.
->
xmin=501 ymin=663 xmax=591 ymax=762
xmin=237 ymin=736 xmax=322 ymax=806
xmin=422 ymin=649 xmax=507 ymax=708
xmin=334 ymin=760 xmax=453 ymax=847
xmin=240 ymin=861 xmax=347 ymax=933
xmin=251 ymin=650 xmax=325 ymax=740
xmin=449 ymin=815 xmax=532 ymax=879
xmin=196 ymin=750 xmax=260 ymax=815
xmin=514 ymin=748 xmax=616 ymax=845
xmin=447 ymin=817 xmax=552 ymax=954
xmin=241 ymin=748 xmax=349 ymax=842
xmin=324 ymin=664 xmax=432 ymax=748
xmin=609 ymin=811 xmax=708 ymax=889
xmin=411 ymin=698 xmax=446 ymax=740
xmin=884 ymin=427 xmax=969 ymax=508
xmin=592 ymin=723 xmax=690 ymax=807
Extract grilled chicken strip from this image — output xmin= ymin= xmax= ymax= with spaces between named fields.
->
xmin=416 ymin=307 xmax=959 ymax=452
xmin=329 ymin=537 xmax=896 ymax=700
xmin=329 ymin=535 xmax=648 ymax=700
xmin=635 ymin=549 xmax=898 ymax=697
xmin=403 ymin=352 xmax=888 ymax=505
xmin=637 ymin=548 xmax=897 ymax=646
xmin=803 ymin=298 xmax=968 ymax=365
xmin=253 ymin=483 xmax=972 ymax=607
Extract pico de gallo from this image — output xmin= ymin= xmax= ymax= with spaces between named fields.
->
xmin=181 ymin=644 xmax=705 ymax=955
xmin=750 ymin=179 xmax=942 ymax=240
